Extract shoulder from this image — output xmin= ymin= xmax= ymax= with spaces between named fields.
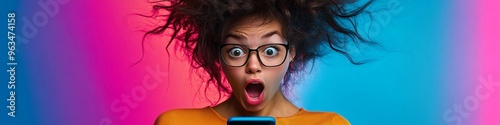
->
xmin=328 ymin=112 xmax=350 ymax=125
xmin=155 ymin=107 xmax=217 ymax=125
xmin=291 ymin=109 xmax=350 ymax=125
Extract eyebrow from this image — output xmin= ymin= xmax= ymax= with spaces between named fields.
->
xmin=225 ymin=30 xmax=280 ymax=40
xmin=225 ymin=33 xmax=245 ymax=40
xmin=262 ymin=31 xmax=279 ymax=39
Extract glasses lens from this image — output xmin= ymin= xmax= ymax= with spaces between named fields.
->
xmin=221 ymin=44 xmax=288 ymax=67
xmin=258 ymin=44 xmax=287 ymax=66
xmin=221 ymin=45 xmax=248 ymax=66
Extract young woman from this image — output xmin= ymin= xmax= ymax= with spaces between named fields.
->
xmin=145 ymin=0 xmax=377 ymax=124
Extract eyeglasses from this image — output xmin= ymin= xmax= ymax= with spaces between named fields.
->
xmin=220 ymin=44 xmax=290 ymax=67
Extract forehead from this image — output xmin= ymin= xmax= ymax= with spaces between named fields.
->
xmin=224 ymin=18 xmax=284 ymax=46
xmin=228 ymin=18 xmax=282 ymax=35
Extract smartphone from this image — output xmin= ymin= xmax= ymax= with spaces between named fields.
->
xmin=227 ymin=116 xmax=276 ymax=125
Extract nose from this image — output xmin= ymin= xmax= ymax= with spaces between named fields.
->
xmin=245 ymin=52 xmax=262 ymax=74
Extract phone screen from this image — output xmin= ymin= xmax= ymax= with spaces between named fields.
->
xmin=227 ymin=116 xmax=276 ymax=125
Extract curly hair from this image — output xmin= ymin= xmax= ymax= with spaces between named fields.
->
xmin=142 ymin=0 xmax=378 ymax=105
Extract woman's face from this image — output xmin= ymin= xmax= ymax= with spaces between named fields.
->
xmin=221 ymin=18 xmax=294 ymax=112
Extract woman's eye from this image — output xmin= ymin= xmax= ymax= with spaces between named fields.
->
xmin=263 ymin=47 xmax=278 ymax=56
xmin=229 ymin=48 xmax=245 ymax=57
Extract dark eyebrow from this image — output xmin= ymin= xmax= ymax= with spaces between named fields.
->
xmin=225 ymin=30 xmax=280 ymax=40
xmin=262 ymin=31 xmax=279 ymax=39
xmin=225 ymin=33 xmax=244 ymax=40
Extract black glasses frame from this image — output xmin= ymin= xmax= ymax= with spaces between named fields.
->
xmin=220 ymin=44 xmax=290 ymax=67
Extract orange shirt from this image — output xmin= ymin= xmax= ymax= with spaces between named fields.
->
xmin=155 ymin=107 xmax=350 ymax=125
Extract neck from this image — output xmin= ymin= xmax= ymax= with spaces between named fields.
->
xmin=214 ymin=89 xmax=300 ymax=118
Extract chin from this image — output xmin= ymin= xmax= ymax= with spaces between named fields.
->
xmin=243 ymin=104 xmax=265 ymax=112
xmin=241 ymin=99 xmax=266 ymax=112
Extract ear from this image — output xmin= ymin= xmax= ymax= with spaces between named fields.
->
xmin=289 ymin=46 xmax=296 ymax=62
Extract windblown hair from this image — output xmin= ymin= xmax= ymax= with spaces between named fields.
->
xmin=143 ymin=0 xmax=378 ymax=105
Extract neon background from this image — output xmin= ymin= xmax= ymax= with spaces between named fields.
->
xmin=1 ymin=0 xmax=499 ymax=124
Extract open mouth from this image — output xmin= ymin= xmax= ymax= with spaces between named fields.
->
xmin=245 ymin=83 xmax=264 ymax=98
xmin=244 ymin=79 xmax=265 ymax=106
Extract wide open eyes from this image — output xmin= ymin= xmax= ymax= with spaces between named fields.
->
xmin=228 ymin=47 xmax=246 ymax=57
xmin=262 ymin=46 xmax=278 ymax=57
xmin=220 ymin=44 xmax=289 ymax=67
